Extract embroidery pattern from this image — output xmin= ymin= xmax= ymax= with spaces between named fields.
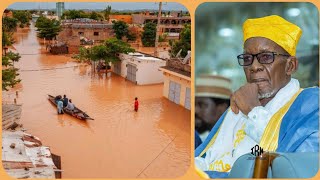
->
xmin=234 ymin=124 xmax=246 ymax=148
xmin=209 ymin=160 xmax=231 ymax=172
xmin=209 ymin=152 xmax=231 ymax=172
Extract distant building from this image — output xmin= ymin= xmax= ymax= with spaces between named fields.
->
xmin=57 ymin=18 xmax=114 ymax=53
xmin=3 ymin=9 xmax=13 ymax=18
xmin=132 ymin=11 xmax=191 ymax=39
xmin=112 ymin=52 xmax=166 ymax=85
xmin=31 ymin=14 xmax=40 ymax=22
xmin=45 ymin=15 xmax=59 ymax=20
xmin=56 ymin=2 xmax=65 ymax=20
xmin=159 ymin=52 xmax=191 ymax=110
xmin=109 ymin=15 xmax=132 ymax=24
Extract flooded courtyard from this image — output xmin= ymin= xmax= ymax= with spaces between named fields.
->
xmin=2 ymin=24 xmax=191 ymax=178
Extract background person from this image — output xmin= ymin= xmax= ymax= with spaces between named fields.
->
xmin=195 ymin=74 xmax=231 ymax=144
xmin=195 ymin=15 xmax=319 ymax=178
xmin=134 ymin=97 xmax=139 ymax=112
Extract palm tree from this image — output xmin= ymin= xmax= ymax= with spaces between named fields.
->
xmin=104 ymin=5 xmax=112 ymax=22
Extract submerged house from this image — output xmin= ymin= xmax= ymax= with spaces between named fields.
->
xmin=112 ymin=52 xmax=166 ymax=85
xmin=57 ymin=18 xmax=114 ymax=53
xmin=159 ymin=51 xmax=191 ymax=110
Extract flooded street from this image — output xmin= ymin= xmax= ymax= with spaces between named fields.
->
xmin=3 ymin=23 xmax=191 ymax=178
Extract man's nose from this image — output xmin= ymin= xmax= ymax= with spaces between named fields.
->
xmin=249 ymin=56 xmax=264 ymax=72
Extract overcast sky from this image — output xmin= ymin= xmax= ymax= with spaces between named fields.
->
xmin=8 ymin=2 xmax=187 ymax=11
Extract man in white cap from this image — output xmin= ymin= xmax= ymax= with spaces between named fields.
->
xmin=195 ymin=74 xmax=231 ymax=147
xmin=195 ymin=15 xmax=318 ymax=178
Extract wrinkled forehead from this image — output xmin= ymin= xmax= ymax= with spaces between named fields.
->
xmin=243 ymin=37 xmax=288 ymax=54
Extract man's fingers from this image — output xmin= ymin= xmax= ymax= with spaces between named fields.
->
xmin=230 ymin=94 xmax=239 ymax=114
xmin=233 ymin=104 xmax=239 ymax=114
xmin=249 ymin=82 xmax=259 ymax=92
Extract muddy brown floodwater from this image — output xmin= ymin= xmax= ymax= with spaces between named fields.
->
xmin=3 ymin=23 xmax=191 ymax=178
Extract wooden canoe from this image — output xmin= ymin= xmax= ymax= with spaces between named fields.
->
xmin=48 ymin=95 xmax=94 ymax=120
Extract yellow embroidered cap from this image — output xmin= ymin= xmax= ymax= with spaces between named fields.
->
xmin=243 ymin=15 xmax=302 ymax=56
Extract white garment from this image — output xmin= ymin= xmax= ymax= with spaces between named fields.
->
xmin=199 ymin=131 xmax=209 ymax=142
xmin=195 ymin=78 xmax=300 ymax=172
xmin=66 ymin=102 xmax=75 ymax=111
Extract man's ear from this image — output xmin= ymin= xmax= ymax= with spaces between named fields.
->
xmin=285 ymin=56 xmax=298 ymax=75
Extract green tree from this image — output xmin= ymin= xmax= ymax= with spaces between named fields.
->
xmin=104 ymin=38 xmax=135 ymax=63
xmin=2 ymin=68 xmax=21 ymax=91
xmin=170 ymin=24 xmax=191 ymax=57
xmin=126 ymin=30 xmax=137 ymax=42
xmin=35 ymin=16 xmax=62 ymax=41
xmin=104 ymin=5 xmax=112 ymax=22
xmin=2 ymin=30 xmax=21 ymax=90
xmin=89 ymin=11 xmax=103 ymax=21
xmin=111 ymin=11 xmax=131 ymax=15
xmin=12 ymin=10 xmax=31 ymax=28
xmin=72 ymin=46 xmax=90 ymax=62
xmin=158 ymin=33 xmax=168 ymax=42
xmin=141 ymin=22 xmax=156 ymax=47
xmin=3 ymin=51 xmax=21 ymax=66
xmin=62 ymin=10 xmax=88 ymax=19
xmin=2 ymin=31 xmax=14 ymax=47
xmin=2 ymin=17 xmax=18 ymax=32
xmin=35 ymin=16 xmax=46 ymax=28
xmin=73 ymin=38 xmax=134 ymax=70
xmin=112 ymin=20 xmax=129 ymax=40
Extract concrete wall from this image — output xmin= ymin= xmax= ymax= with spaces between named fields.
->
xmin=136 ymin=60 xmax=165 ymax=85
xmin=162 ymin=72 xmax=191 ymax=108
xmin=57 ymin=26 xmax=114 ymax=46
xmin=118 ymin=54 xmax=131 ymax=77
xmin=131 ymin=14 xmax=145 ymax=24
xmin=72 ymin=28 xmax=114 ymax=42
xmin=109 ymin=15 xmax=132 ymax=24
xmin=120 ymin=59 xmax=128 ymax=77
xmin=116 ymin=53 xmax=166 ymax=85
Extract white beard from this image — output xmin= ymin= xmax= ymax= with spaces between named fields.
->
xmin=258 ymin=90 xmax=276 ymax=99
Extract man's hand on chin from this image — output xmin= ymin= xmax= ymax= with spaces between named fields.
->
xmin=230 ymin=83 xmax=261 ymax=115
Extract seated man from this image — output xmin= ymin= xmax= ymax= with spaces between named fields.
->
xmin=195 ymin=15 xmax=319 ymax=178
xmin=66 ymin=99 xmax=75 ymax=111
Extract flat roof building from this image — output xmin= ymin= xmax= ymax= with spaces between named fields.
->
xmin=112 ymin=52 xmax=166 ymax=85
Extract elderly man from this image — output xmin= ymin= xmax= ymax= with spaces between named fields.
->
xmin=195 ymin=74 xmax=231 ymax=148
xmin=195 ymin=15 xmax=319 ymax=178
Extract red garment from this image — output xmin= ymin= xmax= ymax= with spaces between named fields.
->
xmin=134 ymin=100 xmax=139 ymax=111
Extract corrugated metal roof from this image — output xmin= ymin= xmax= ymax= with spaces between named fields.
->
xmin=2 ymin=131 xmax=60 ymax=179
